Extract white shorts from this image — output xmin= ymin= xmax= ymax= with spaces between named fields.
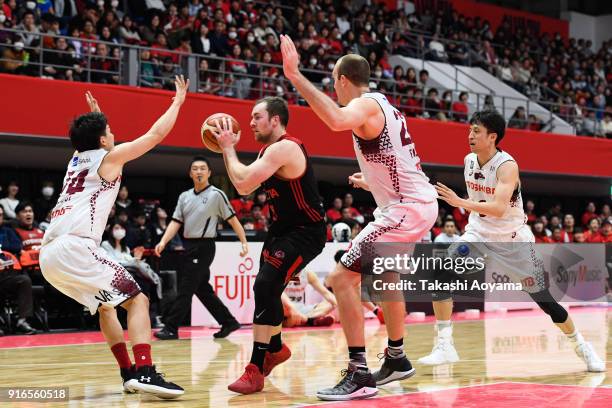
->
xmin=455 ymin=224 xmax=547 ymax=293
xmin=341 ymin=201 xmax=438 ymax=273
xmin=40 ymin=235 xmax=141 ymax=315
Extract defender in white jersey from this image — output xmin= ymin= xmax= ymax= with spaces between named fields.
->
xmin=419 ymin=110 xmax=604 ymax=372
xmin=39 ymin=76 xmax=190 ymax=398
xmin=281 ymin=36 xmax=437 ymax=400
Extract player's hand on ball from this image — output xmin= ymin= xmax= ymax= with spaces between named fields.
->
xmin=172 ymin=75 xmax=189 ymax=105
xmin=240 ymin=242 xmax=249 ymax=257
xmin=435 ymin=182 xmax=462 ymax=207
xmin=280 ymin=34 xmax=300 ymax=80
xmin=348 ymin=172 xmax=370 ymax=191
xmin=85 ymin=91 xmax=101 ymax=113
xmin=212 ymin=117 xmax=241 ymax=149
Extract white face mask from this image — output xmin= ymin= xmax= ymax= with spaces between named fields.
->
xmin=97 ymin=0 xmax=104 ymax=7
xmin=0 ymin=14 xmax=5 ymax=23
xmin=228 ymin=31 xmax=237 ymax=39
xmin=365 ymin=24 xmax=372 ymax=31
xmin=336 ymin=33 xmax=342 ymax=39
xmin=113 ymin=229 xmax=126 ymax=240
xmin=309 ymin=58 xmax=317 ymax=65
xmin=111 ymin=0 xmax=119 ymax=7
xmin=374 ymin=70 xmax=382 ymax=78
xmin=42 ymin=186 xmax=54 ymax=198
xmin=247 ymin=35 xmax=254 ymax=43
xmin=26 ymin=1 xmax=36 ymax=10
xmin=328 ymin=63 xmax=334 ymax=70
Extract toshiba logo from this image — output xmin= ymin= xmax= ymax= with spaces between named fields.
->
xmin=465 ymin=181 xmax=495 ymax=195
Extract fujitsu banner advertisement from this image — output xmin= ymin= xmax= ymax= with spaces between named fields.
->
xmin=191 ymin=242 xmax=346 ymax=326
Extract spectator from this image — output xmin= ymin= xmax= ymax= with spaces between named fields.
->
xmin=90 ymin=42 xmax=119 ymax=84
xmin=539 ymin=215 xmax=552 ymax=237
xmin=250 ymin=204 xmax=267 ymax=232
xmin=115 ymin=185 xmax=134 ymax=215
xmin=42 ymin=36 xmax=83 ymax=81
xmin=507 ymin=106 xmax=528 ymax=129
xmin=600 ymin=204 xmax=611 ymax=224
xmin=0 ymin=41 xmax=28 ymax=74
xmin=191 ymin=24 xmax=210 ymax=55
xmin=563 ymin=214 xmax=575 ymax=242
xmin=342 ymin=193 xmax=363 ymax=223
xmin=127 ymin=211 xmax=153 ymax=249
xmin=0 ymin=206 xmax=21 ymax=255
xmin=227 ymin=43 xmax=251 ymax=99
xmin=428 ymin=34 xmax=447 ymax=62
xmin=118 ymin=15 xmax=141 ymax=44
xmin=434 ymin=219 xmax=460 ymax=243
xmin=13 ymin=202 xmax=44 ymax=251
xmin=151 ymin=207 xmax=182 ymax=250
xmin=451 ymin=91 xmax=469 ymax=122
xmin=573 ymin=227 xmax=586 ymax=243
xmin=0 ymin=181 xmax=20 ymax=221
xmin=532 ymin=220 xmax=552 ymax=243
xmin=424 ymin=88 xmax=442 ymax=118
xmin=16 ymin=11 xmax=40 ymax=49
xmin=209 ymin=19 xmax=230 ymax=57
xmin=418 ymin=69 xmax=430 ymax=90
xmin=198 ymin=58 xmax=221 ymax=94
xmin=581 ymin=202 xmax=597 ymax=226
xmin=601 ymin=113 xmax=612 ymax=138
xmin=326 ymin=197 xmax=343 ymax=223
xmin=524 ymin=200 xmax=536 ymax=224
xmin=528 ymin=114 xmax=543 ymax=131
xmin=140 ymin=14 xmax=163 ymax=45
xmin=252 ymin=190 xmax=269 ymax=219
xmin=0 ymin=250 xmax=37 ymax=334
xmin=601 ymin=220 xmax=612 ymax=243
xmin=140 ymin=49 xmax=162 ymax=88
xmin=584 ymin=218 xmax=603 ymax=243
xmin=231 ymin=195 xmax=253 ymax=219
xmin=33 ymin=181 xmax=56 ymax=224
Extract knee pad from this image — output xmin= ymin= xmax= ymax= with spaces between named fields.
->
xmin=253 ymin=265 xmax=284 ymax=326
xmin=529 ymin=290 xmax=568 ymax=323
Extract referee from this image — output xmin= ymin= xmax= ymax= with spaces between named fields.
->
xmin=154 ymin=156 xmax=248 ymax=339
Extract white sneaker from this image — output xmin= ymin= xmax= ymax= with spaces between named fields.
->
xmin=418 ymin=336 xmax=460 ymax=366
xmin=575 ymin=342 xmax=606 ymax=372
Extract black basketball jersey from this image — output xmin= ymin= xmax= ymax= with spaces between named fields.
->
xmin=259 ymin=135 xmax=324 ymax=234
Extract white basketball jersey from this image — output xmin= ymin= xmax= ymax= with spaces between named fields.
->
xmin=464 ymin=150 xmax=527 ymax=235
xmin=353 ymin=92 xmax=436 ymax=208
xmin=43 ymin=149 xmax=121 ymax=246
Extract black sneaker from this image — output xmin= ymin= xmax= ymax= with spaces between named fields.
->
xmin=125 ymin=365 xmax=184 ymax=399
xmin=154 ymin=327 xmax=178 ymax=340
xmin=316 ymin=363 xmax=378 ymax=401
xmin=372 ymin=348 xmax=416 ymax=386
xmin=15 ymin=320 xmax=37 ymax=335
xmin=120 ymin=364 xmax=136 ymax=393
xmin=213 ymin=321 xmax=241 ymax=338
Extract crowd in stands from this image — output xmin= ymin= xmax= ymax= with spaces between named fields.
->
xmin=0 ymin=0 xmax=610 ymax=136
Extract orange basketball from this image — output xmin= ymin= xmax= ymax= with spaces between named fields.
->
xmin=200 ymin=113 xmax=241 ymax=153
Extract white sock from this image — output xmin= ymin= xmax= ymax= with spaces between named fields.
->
xmin=436 ymin=320 xmax=452 ymax=331
xmin=567 ymin=330 xmax=585 ymax=345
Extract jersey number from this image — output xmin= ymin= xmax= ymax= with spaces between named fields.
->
xmin=393 ymin=109 xmax=412 ymax=146
xmin=63 ymin=169 xmax=89 ymax=195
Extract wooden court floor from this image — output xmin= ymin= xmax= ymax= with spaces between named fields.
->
xmin=0 ymin=307 xmax=609 ymax=407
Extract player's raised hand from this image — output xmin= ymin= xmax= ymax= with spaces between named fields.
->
xmin=85 ymin=91 xmax=101 ymax=113
xmin=172 ymin=75 xmax=189 ymax=105
xmin=280 ymin=34 xmax=300 ymax=80
xmin=435 ymin=182 xmax=461 ymax=207
xmin=212 ymin=117 xmax=241 ymax=149
xmin=348 ymin=172 xmax=370 ymax=191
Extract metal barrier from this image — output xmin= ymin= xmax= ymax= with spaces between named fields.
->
xmin=1 ymin=27 xmax=609 ymax=137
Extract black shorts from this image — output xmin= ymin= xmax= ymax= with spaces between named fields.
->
xmin=260 ymin=223 xmax=327 ymax=285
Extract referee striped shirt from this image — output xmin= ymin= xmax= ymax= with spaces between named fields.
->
xmin=171 ymin=185 xmax=235 ymax=239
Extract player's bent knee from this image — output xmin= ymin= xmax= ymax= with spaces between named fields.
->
xmin=253 ymin=269 xmax=285 ymax=326
xmin=328 ymin=263 xmax=359 ymax=290
xmin=529 ymin=290 xmax=568 ymax=323
xmin=120 ymin=292 xmax=148 ymax=311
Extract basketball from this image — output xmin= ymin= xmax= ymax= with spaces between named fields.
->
xmin=200 ymin=113 xmax=240 ymax=153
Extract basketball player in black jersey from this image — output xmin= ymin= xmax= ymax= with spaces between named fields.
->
xmin=211 ymin=97 xmax=327 ymax=394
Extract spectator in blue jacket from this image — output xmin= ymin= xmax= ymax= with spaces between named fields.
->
xmin=0 ymin=206 xmax=22 ymax=255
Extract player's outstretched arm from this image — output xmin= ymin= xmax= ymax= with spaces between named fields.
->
xmin=280 ymin=35 xmax=376 ymax=132
xmin=226 ymin=216 xmax=249 ymax=257
xmin=211 ymin=117 xmax=299 ymax=195
xmin=103 ymin=75 xmax=189 ymax=169
xmin=435 ymin=161 xmax=518 ymax=218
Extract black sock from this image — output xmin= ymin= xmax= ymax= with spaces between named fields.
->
xmin=269 ymin=333 xmax=282 ymax=353
xmin=306 ymin=317 xmax=315 ymax=326
xmin=249 ymin=342 xmax=269 ymax=373
xmin=348 ymin=346 xmax=367 ymax=369
xmin=387 ymin=337 xmax=405 ymax=359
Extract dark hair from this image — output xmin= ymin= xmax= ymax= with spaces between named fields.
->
xmin=69 ymin=112 xmax=108 ymax=152
xmin=334 ymin=250 xmax=347 ymax=263
xmin=15 ymin=201 xmax=33 ymax=215
xmin=469 ymin=110 xmax=506 ymax=145
xmin=191 ymin=156 xmax=211 ymax=168
xmin=255 ymin=96 xmax=289 ymax=127
xmin=419 ymin=69 xmax=429 ymax=77
xmin=573 ymin=227 xmax=584 ymax=233
xmin=336 ymin=54 xmax=370 ymax=87
xmin=443 ymin=219 xmax=456 ymax=227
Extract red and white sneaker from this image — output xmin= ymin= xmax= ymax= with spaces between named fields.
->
xmin=263 ymin=343 xmax=292 ymax=377
xmin=312 ymin=315 xmax=335 ymax=327
xmin=228 ymin=363 xmax=264 ymax=394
